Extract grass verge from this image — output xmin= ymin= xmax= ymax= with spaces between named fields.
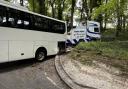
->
xmin=102 ymin=29 xmax=128 ymax=41
xmin=68 ymin=41 xmax=128 ymax=77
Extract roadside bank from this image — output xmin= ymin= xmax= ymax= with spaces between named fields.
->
xmin=55 ymin=54 xmax=128 ymax=89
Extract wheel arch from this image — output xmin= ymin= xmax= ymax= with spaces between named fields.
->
xmin=35 ymin=47 xmax=47 ymax=57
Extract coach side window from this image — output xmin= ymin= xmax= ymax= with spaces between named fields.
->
xmin=41 ymin=17 xmax=48 ymax=31
xmin=6 ymin=7 xmax=21 ymax=28
xmin=29 ymin=14 xmax=34 ymax=30
xmin=0 ymin=6 xmax=2 ymax=24
xmin=16 ymin=11 xmax=24 ymax=29
xmin=52 ymin=22 xmax=65 ymax=34
xmin=51 ymin=21 xmax=58 ymax=33
xmin=0 ymin=5 xmax=6 ymax=26
xmin=0 ymin=15 xmax=2 ymax=25
xmin=60 ymin=23 xmax=65 ymax=34
xmin=34 ymin=16 xmax=48 ymax=31
xmin=49 ymin=20 xmax=55 ymax=33
xmin=34 ymin=16 xmax=41 ymax=31
xmin=23 ymin=13 xmax=30 ymax=29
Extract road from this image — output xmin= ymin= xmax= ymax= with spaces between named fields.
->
xmin=0 ymin=56 xmax=70 ymax=89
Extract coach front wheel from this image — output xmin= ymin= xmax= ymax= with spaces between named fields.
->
xmin=35 ymin=49 xmax=47 ymax=62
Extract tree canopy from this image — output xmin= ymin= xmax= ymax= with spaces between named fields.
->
xmin=4 ymin=0 xmax=128 ymax=37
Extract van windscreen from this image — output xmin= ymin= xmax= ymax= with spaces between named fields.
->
xmin=94 ymin=28 xmax=99 ymax=32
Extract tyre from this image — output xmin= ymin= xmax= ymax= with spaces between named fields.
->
xmin=35 ymin=49 xmax=46 ymax=62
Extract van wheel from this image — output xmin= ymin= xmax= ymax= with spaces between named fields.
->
xmin=35 ymin=50 xmax=46 ymax=62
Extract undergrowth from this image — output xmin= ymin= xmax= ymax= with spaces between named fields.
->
xmin=69 ymin=41 xmax=128 ymax=77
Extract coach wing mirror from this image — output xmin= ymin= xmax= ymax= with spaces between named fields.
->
xmin=67 ymin=32 xmax=71 ymax=35
xmin=73 ymin=26 xmax=76 ymax=28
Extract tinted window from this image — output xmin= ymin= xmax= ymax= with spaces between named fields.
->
xmin=7 ymin=8 xmax=17 ymax=27
xmin=94 ymin=28 xmax=99 ymax=32
xmin=0 ymin=5 xmax=6 ymax=26
xmin=41 ymin=17 xmax=49 ymax=31
xmin=51 ymin=21 xmax=65 ymax=34
xmin=0 ymin=5 xmax=65 ymax=34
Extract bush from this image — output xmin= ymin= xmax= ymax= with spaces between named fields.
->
xmin=75 ymin=41 xmax=128 ymax=60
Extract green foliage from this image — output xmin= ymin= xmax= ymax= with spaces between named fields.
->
xmin=116 ymin=31 xmax=128 ymax=41
xmin=69 ymin=41 xmax=128 ymax=76
xmin=91 ymin=0 xmax=128 ymax=37
xmin=91 ymin=0 xmax=117 ymax=19
xmin=28 ymin=0 xmax=40 ymax=13
xmin=75 ymin=41 xmax=128 ymax=60
xmin=102 ymin=29 xmax=128 ymax=41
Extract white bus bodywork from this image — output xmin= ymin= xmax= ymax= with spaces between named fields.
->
xmin=0 ymin=1 xmax=66 ymax=63
xmin=0 ymin=27 xmax=66 ymax=62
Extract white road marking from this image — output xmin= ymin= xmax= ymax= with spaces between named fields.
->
xmin=46 ymin=76 xmax=57 ymax=86
xmin=44 ymin=72 xmax=47 ymax=76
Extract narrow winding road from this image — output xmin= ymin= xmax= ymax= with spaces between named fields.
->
xmin=0 ymin=56 xmax=70 ymax=89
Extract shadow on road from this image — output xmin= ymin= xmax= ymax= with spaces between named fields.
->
xmin=0 ymin=55 xmax=55 ymax=73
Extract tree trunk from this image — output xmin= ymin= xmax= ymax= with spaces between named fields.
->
xmin=103 ymin=0 xmax=108 ymax=31
xmin=71 ymin=0 xmax=75 ymax=29
xmin=123 ymin=15 xmax=126 ymax=30
xmin=58 ymin=0 xmax=62 ymax=20
xmin=58 ymin=0 xmax=65 ymax=20
xmin=42 ymin=0 xmax=45 ymax=15
xmin=96 ymin=0 xmax=103 ymax=32
xmin=51 ymin=4 xmax=55 ymax=18
xmin=116 ymin=16 xmax=121 ymax=37
xmin=82 ymin=0 xmax=88 ymax=24
xmin=39 ymin=0 xmax=45 ymax=15
xmin=50 ymin=0 xmax=56 ymax=18
xmin=116 ymin=0 xmax=122 ymax=37
xmin=32 ymin=0 xmax=35 ymax=12
xmin=104 ymin=15 xmax=107 ymax=31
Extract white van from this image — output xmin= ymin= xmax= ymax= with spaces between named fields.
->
xmin=66 ymin=21 xmax=101 ymax=46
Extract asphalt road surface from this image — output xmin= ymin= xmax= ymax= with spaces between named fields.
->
xmin=0 ymin=56 xmax=70 ymax=89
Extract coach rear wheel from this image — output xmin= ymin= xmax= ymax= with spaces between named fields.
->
xmin=35 ymin=49 xmax=46 ymax=62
